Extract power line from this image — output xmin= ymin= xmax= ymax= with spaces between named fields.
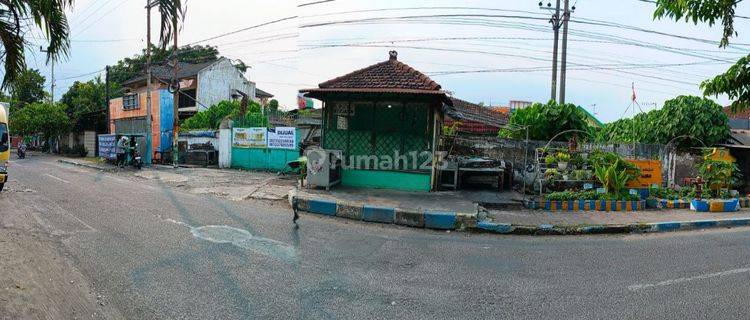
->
xmin=72 ymin=0 xmax=130 ymax=39
xmin=186 ymin=16 xmax=298 ymax=46
xmin=57 ymin=68 xmax=105 ymax=81
xmin=298 ymin=0 xmax=335 ymax=7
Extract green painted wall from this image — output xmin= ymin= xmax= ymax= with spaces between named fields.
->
xmin=341 ymin=169 xmax=431 ymax=192
xmin=231 ymin=148 xmax=300 ymax=171
xmin=231 ymin=129 xmax=301 ymax=171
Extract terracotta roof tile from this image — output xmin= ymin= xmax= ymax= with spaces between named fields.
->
xmin=317 ymin=51 xmax=442 ymax=92
xmin=724 ymin=106 xmax=750 ymax=119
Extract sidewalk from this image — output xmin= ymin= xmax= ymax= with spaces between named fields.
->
xmin=57 ymin=157 xmax=296 ymax=202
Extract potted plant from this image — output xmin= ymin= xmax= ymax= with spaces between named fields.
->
xmin=544 ymin=168 xmax=559 ymax=181
xmin=545 ymin=154 xmax=556 ymax=167
xmin=556 ymin=152 xmax=571 ymax=170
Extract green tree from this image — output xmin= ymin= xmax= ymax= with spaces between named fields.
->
xmin=652 ymin=0 xmax=750 ymax=111
xmin=598 ymin=95 xmax=729 ymax=148
xmin=60 ymin=76 xmax=115 ymax=129
xmin=9 ymin=69 xmax=47 ymax=107
xmin=268 ymin=99 xmax=279 ymax=111
xmin=499 ymin=100 xmax=593 ymax=141
xmin=11 ymin=102 xmax=70 ymax=139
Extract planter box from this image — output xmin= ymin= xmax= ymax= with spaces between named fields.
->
xmin=690 ymin=199 xmax=739 ymax=212
xmin=658 ymin=199 xmax=690 ymax=209
xmin=531 ymin=199 xmax=646 ymax=212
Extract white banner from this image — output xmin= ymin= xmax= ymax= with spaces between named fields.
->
xmin=233 ymin=127 xmax=267 ymax=148
xmin=267 ymin=127 xmax=296 ymax=150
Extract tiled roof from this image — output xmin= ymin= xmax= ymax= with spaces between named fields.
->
xmin=724 ymin=106 xmax=750 ymax=119
xmin=445 ymin=97 xmax=508 ymax=134
xmin=122 ymin=59 xmax=220 ymax=87
xmin=255 ymin=88 xmax=274 ymax=98
xmin=304 ymin=51 xmax=443 ymax=94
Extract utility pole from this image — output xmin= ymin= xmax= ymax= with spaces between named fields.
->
xmin=559 ymin=0 xmax=572 ymax=104
xmin=172 ymin=6 xmax=180 ymax=168
xmin=40 ymin=46 xmax=54 ymax=104
xmin=144 ymin=0 xmax=154 ymax=166
xmin=105 ymin=66 xmax=110 ymax=134
xmin=539 ymin=1 xmax=562 ymax=102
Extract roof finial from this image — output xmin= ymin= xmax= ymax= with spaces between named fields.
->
xmin=389 ymin=50 xmax=398 ymax=61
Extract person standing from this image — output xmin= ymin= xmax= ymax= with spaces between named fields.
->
xmin=116 ymin=136 xmax=129 ymax=168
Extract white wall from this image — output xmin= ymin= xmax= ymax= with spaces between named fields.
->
xmin=196 ymin=58 xmax=256 ymax=110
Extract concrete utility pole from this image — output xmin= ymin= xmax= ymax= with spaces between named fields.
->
xmin=559 ymin=0 xmax=572 ymax=104
xmin=39 ymin=46 xmax=54 ymax=104
xmin=105 ymin=66 xmax=110 ymax=134
xmin=540 ymin=1 xmax=562 ymax=102
xmin=172 ymin=8 xmax=179 ymax=168
xmin=144 ymin=0 xmax=154 ymax=166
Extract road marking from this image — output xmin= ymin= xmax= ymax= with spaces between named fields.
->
xmin=628 ymin=267 xmax=750 ymax=291
xmin=44 ymin=174 xmax=70 ymax=184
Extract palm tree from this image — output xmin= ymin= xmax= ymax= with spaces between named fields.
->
xmin=0 ymin=0 xmax=183 ymax=87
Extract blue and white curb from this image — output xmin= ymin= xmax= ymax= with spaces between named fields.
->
xmin=475 ymin=218 xmax=750 ymax=235
xmin=290 ymin=191 xmax=475 ymax=231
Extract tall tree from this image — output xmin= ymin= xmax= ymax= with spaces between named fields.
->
xmin=8 ymin=69 xmax=47 ymax=107
xmin=653 ymin=0 xmax=750 ymax=111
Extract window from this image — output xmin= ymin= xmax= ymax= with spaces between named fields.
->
xmin=0 ymin=123 xmax=7 ymax=152
xmin=123 ymin=93 xmax=139 ymax=110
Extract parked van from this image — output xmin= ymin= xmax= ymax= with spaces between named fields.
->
xmin=0 ymin=104 xmax=8 ymax=192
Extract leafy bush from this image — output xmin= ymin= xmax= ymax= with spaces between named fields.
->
xmin=181 ymin=100 xmax=264 ymax=130
xmin=499 ymin=100 xmax=593 ymax=141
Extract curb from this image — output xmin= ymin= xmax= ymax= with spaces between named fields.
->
xmin=290 ymin=191 xmax=474 ymax=231
xmin=474 ymin=217 xmax=750 ymax=235
xmin=57 ymin=159 xmax=114 ymax=172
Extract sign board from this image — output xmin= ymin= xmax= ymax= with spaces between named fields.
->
xmin=268 ymin=127 xmax=296 ymax=150
xmin=233 ymin=127 xmax=267 ymax=148
xmin=625 ymin=159 xmax=663 ymax=188
xmin=596 ymin=187 xmax=606 ymax=194
xmin=583 ymin=183 xmax=593 ymax=190
xmin=98 ymin=134 xmax=117 ymax=160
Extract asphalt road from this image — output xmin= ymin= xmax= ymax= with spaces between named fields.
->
xmin=4 ymin=154 xmax=750 ymax=319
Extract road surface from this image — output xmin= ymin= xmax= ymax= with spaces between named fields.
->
xmin=3 ymin=154 xmax=750 ymax=319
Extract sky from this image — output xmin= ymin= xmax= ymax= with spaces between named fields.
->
xmin=22 ymin=0 xmax=750 ymax=123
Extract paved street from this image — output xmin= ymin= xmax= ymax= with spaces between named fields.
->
xmin=4 ymin=154 xmax=750 ymax=319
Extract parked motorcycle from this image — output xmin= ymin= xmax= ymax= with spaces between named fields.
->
xmin=17 ymin=144 xmax=26 ymax=159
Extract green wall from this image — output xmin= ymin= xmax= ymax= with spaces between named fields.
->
xmin=231 ymin=129 xmax=300 ymax=171
xmin=341 ymin=169 xmax=431 ymax=192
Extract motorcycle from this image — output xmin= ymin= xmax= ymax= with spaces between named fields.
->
xmin=132 ymin=147 xmax=143 ymax=170
xmin=17 ymin=145 xmax=26 ymax=159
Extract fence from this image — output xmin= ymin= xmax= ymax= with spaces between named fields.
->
xmin=449 ymin=135 xmax=698 ymax=189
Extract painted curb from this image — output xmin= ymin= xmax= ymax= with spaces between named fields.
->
xmin=290 ymin=193 xmax=465 ymax=231
xmin=473 ymin=217 xmax=750 ymax=235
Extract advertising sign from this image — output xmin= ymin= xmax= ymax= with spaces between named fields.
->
xmin=233 ymin=127 xmax=267 ymax=148
xmin=267 ymin=127 xmax=296 ymax=150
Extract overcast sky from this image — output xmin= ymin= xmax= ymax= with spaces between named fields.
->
xmin=26 ymin=0 xmax=750 ymax=123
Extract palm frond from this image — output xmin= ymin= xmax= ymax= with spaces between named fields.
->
xmin=156 ymin=0 xmax=185 ymax=49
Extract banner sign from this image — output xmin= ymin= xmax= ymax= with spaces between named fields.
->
xmin=233 ymin=127 xmax=267 ymax=148
xmin=267 ymin=127 xmax=296 ymax=150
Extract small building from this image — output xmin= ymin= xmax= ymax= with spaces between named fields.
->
xmin=109 ymin=57 xmax=256 ymax=162
xmin=255 ymin=88 xmax=274 ymax=107
xmin=445 ymin=97 xmax=508 ymax=135
xmin=300 ymin=51 xmax=452 ymax=191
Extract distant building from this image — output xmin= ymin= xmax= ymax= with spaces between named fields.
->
xmin=445 ymin=98 xmax=508 ymax=135
xmin=508 ymin=100 xmax=532 ymax=110
xmin=108 ymin=57 xmax=256 ymax=161
xmin=255 ymin=88 xmax=274 ymax=107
